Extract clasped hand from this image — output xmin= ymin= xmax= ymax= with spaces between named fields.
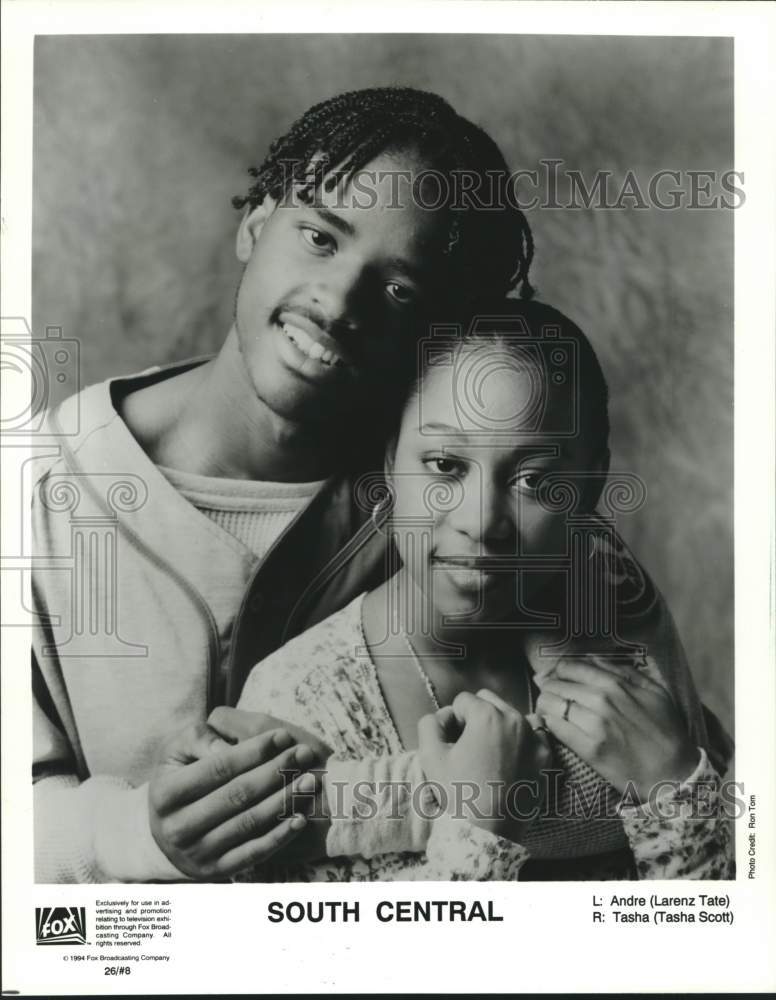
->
xmin=418 ymin=690 xmax=552 ymax=842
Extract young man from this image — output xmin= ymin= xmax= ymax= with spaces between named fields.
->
xmin=32 ymin=87 xmax=536 ymax=882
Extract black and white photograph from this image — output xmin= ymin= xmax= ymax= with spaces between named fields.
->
xmin=2 ymin=2 xmax=775 ymax=995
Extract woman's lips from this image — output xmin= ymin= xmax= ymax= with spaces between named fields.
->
xmin=434 ymin=557 xmax=497 ymax=568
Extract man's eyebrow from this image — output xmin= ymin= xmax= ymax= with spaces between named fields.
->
xmin=312 ymin=207 xmax=356 ymax=237
xmin=383 ymin=256 xmax=429 ymax=282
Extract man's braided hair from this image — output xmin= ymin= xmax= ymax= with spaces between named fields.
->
xmin=232 ymin=87 xmax=534 ymax=300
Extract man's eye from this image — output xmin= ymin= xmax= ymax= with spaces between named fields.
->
xmin=300 ymin=227 xmax=335 ymax=252
xmin=511 ymin=471 xmax=543 ymax=494
xmin=424 ymin=457 xmax=464 ymax=476
xmin=385 ymin=282 xmax=416 ymax=305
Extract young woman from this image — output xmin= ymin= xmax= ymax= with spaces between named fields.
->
xmin=236 ymin=299 xmax=733 ymax=881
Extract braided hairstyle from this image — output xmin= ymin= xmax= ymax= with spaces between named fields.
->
xmin=232 ymin=87 xmax=534 ymax=301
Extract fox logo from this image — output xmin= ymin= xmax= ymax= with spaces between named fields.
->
xmin=35 ymin=907 xmax=86 ymax=945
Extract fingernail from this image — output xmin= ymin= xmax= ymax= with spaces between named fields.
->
xmin=289 ymin=813 xmax=307 ymax=831
xmin=294 ymin=744 xmax=317 ymax=768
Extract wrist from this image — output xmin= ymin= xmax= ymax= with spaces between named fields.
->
xmin=438 ymin=781 xmax=539 ymax=844
xmin=324 ymin=753 xmax=433 ymax=859
xmin=636 ymin=745 xmax=702 ymax=801
xmin=619 ymin=747 xmax=716 ymax=819
xmin=664 ymin=748 xmax=703 ymax=787
xmin=426 ymin=812 xmax=531 ymax=879
xmin=97 ymin=783 xmax=192 ymax=882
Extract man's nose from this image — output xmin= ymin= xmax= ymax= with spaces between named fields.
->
xmin=309 ymin=259 xmax=368 ymax=333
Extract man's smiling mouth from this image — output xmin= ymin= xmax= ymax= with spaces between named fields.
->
xmin=278 ymin=311 xmax=350 ymax=369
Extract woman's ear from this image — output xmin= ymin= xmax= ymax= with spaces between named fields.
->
xmin=582 ymin=447 xmax=611 ymax=512
xmin=235 ymin=194 xmax=277 ymax=263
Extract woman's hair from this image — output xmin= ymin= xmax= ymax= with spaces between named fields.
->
xmin=398 ymin=298 xmax=610 ymax=458
xmin=232 ymin=86 xmax=534 ymax=301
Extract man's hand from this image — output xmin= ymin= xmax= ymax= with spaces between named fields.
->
xmin=148 ymin=722 xmax=321 ymax=879
xmin=206 ymin=707 xmax=335 ymax=866
xmin=535 ymin=656 xmax=699 ymax=800
xmin=418 ymin=690 xmax=551 ymax=841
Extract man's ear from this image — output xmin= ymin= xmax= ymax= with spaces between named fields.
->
xmin=582 ymin=447 xmax=611 ymax=513
xmin=235 ymin=194 xmax=277 ymax=263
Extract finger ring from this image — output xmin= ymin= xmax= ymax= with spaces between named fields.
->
xmin=562 ymin=697 xmax=573 ymax=721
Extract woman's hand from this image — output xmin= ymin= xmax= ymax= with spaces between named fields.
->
xmin=418 ymin=690 xmax=552 ymax=841
xmin=208 ymin=707 xmax=333 ymax=761
xmin=535 ymin=656 xmax=699 ymax=801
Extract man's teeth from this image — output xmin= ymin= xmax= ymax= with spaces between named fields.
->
xmin=281 ymin=322 xmax=345 ymax=367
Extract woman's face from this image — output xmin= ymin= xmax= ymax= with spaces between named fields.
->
xmin=388 ymin=343 xmax=601 ymax=623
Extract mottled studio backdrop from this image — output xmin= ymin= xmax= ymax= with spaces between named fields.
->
xmin=33 ymin=35 xmax=734 ymax=737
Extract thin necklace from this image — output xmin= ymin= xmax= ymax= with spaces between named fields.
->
xmin=401 ymin=631 xmax=534 ymax=714
xmin=401 ymin=631 xmax=441 ymax=710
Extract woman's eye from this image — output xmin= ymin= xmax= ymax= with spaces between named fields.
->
xmin=424 ymin=457 xmax=464 ymax=476
xmin=300 ymin=227 xmax=335 ymax=252
xmin=386 ymin=282 xmax=416 ymax=305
